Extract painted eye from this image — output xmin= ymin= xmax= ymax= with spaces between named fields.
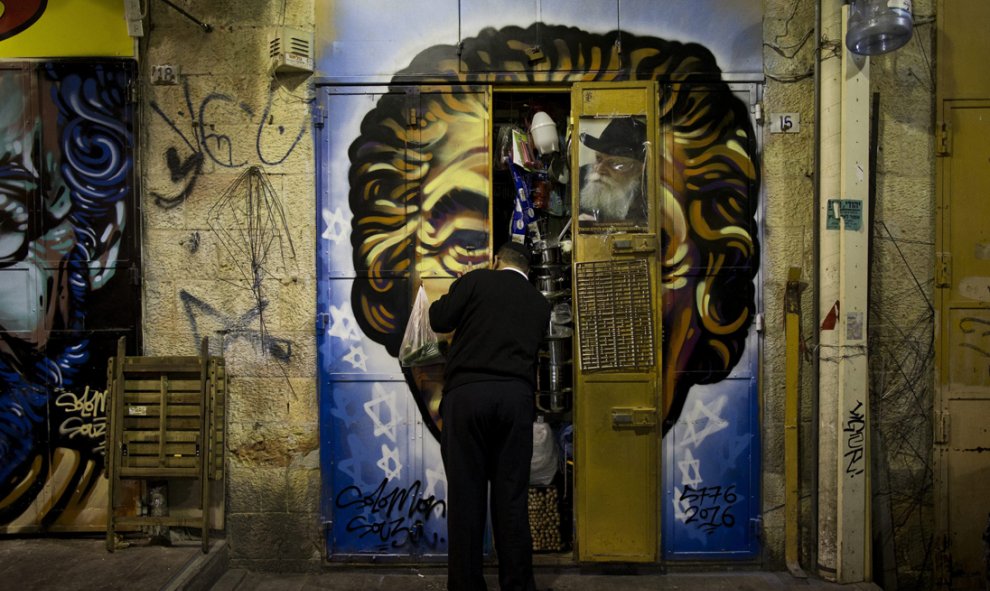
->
xmin=610 ymin=161 xmax=629 ymax=171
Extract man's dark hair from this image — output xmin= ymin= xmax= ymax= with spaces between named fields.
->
xmin=497 ymin=242 xmax=531 ymax=273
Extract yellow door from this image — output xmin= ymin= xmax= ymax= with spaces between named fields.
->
xmin=571 ymin=82 xmax=661 ymax=562
xmin=935 ymin=100 xmax=990 ymax=588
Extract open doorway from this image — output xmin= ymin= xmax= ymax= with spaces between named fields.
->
xmin=491 ymin=90 xmax=576 ymax=560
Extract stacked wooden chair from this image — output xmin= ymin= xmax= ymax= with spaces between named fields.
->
xmin=104 ymin=337 xmax=225 ymax=553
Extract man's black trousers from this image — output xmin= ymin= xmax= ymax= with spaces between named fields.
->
xmin=440 ymin=379 xmax=537 ymax=591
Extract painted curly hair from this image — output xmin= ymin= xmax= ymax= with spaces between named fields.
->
xmin=348 ymin=23 xmax=759 ymax=435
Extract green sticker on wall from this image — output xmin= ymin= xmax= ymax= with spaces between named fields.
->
xmin=826 ymin=199 xmax=863 ymax=231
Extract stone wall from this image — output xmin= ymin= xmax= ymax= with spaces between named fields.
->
xmin=760 ymin=0 xmax=935 ymax=586
xmin=761 ymin=0 xmax=820 ymax=571
xmin=866 ymin=3 xmax=936 ymax=587
xmin=140 ymin=0 xmax=322 ymax=570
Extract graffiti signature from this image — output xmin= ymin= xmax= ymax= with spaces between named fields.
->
xmin=680 ymin=484 xmax=738 ymax=534
xmin=844 ymin=400 xmax=865 ymax=477
xmin=149 ymin=79 xmax=309 ymax=208
xmin=336 ymin=478 xmax=446 ymax=548
xmin=55 ymin=386 xmax=107 ymax=453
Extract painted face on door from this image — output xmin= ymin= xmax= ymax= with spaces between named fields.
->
xmin=0 ymin=64 xmax=132 ymax=522
xmin=347 ymin=24 xmax=759 ymax=439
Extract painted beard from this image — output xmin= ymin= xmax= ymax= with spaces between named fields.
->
xmin=579 ymin=168 xmax=642 ymax=221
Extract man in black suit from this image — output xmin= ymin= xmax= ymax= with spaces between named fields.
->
xmin=430 ymin=241 xmax=551 ymax=591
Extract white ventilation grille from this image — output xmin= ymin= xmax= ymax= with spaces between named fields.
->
xmin=269 ymin=27 xmax=314 ymax=74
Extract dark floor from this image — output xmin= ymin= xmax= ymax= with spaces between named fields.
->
xmin=213 ymin=569 xmax=883 ymax=591
xmin=0 ymin=534 xmax=883 ymax=591
xmin=0 ymin=533 xmax=214 ymax=591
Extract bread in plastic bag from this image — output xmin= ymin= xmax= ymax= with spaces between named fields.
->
xmin=398 ymin=285 xmax=447 ymax=367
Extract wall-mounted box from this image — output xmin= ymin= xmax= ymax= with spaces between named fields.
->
xmin=270 ymin=27 xmax=314 ymax=74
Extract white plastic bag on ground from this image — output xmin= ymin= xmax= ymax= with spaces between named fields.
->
xmin=530 ymin=417 xmax=558 ymax=486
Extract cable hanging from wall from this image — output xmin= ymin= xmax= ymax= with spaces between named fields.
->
xmin=207 ymin=165 xmax=297 ymax=356
xmin=157 ymin=0 xmax=213 ymax=33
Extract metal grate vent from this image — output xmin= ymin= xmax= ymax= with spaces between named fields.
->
xmin=575 ymin=259 xmax=655 ymax=371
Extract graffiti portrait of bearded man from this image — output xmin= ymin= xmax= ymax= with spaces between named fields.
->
xmin=347 ymin=24 xmax=759 ymax=440
xmin=0 ymin=62 xmax=137 ymax=529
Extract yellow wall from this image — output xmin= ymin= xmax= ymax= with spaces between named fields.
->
xmin=0 ymin=0 xmax=133 ymax=58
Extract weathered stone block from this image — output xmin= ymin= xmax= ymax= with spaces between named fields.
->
xmin=288 ymin=452 xmax=321 ymax=513
xmin=227 ymin=460 xmax=264 ymax=513
xmin=221 ymin=332 xmax=317 ymax=378
xmin=229 ymin=377 xmax=288 ymax=423
xmin=226 ymin=510 xmax=323 ymax=563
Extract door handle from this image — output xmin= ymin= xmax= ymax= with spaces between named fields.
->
xmin=611 ymin=406 xmax=658 ymax=429
xmin=610 ymin=234 xmax=656 ymax=254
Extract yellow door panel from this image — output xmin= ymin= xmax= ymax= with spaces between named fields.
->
xmin=946 ymin=397 xmax=990 ymax=585
xmin=577 ymin=85 xmax=649 ymax=116
xmin=947 ymin=308 xmax=990 ymax=391
xmin=577 ymin=377 xmax=657 ymax=560
xmin=945 ymin=105 xmax=990 ymax=306
xmin=936 ymin=100 xmax=990 ymax=587
xmin=570 ymin=81 xmax=661 ymax=563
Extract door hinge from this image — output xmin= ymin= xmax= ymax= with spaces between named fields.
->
xmin=127 ymin=79 xmax=139 ymax=104
xmin=313 ymin=104 xmax=326 ymax=129
xmin=405 ymin=87 xmax=421 ymax=128
xmin=754 ymin=102 xmax=763 ymax=124
xmin=937 ymin=121 xmax=949 ymax=156
xmin=935 ymin=409 xmax=949 ymax=444
xmin=935 ymin=252 xmax=951 ymax=288
xmin=317 ymin=312 xmax=330 ymax=330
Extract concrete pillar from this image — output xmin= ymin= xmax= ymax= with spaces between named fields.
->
xmin=817 ymin=0 xmax=872 ymax=582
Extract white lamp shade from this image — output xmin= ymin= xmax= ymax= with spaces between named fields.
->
xmin=530 ymin=111 xmax=559 ymax=155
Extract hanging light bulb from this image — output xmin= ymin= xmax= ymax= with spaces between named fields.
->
xmin=846 ymin=0 xmax=914 ymax=55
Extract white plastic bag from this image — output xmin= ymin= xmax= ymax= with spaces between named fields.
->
xmin=530 ymin=418 xmax=558 ymax=486
xmin=398 ymin=286 xmax=446 ymax=367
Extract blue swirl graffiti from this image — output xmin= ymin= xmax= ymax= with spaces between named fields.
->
xmin=0 ymin=63 xmax=133 ymax=512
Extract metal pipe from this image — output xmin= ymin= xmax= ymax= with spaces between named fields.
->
xmin=811 ymin=0 xmax=822 ymax=577
xmin=785 ymin=267 xmax=807 ymax=578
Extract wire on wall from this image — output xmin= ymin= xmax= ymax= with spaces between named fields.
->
xmin=207 ymin=166 xmax=298 ymax=357
xmin=764 ymin=3 xmax=816 ymax=83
